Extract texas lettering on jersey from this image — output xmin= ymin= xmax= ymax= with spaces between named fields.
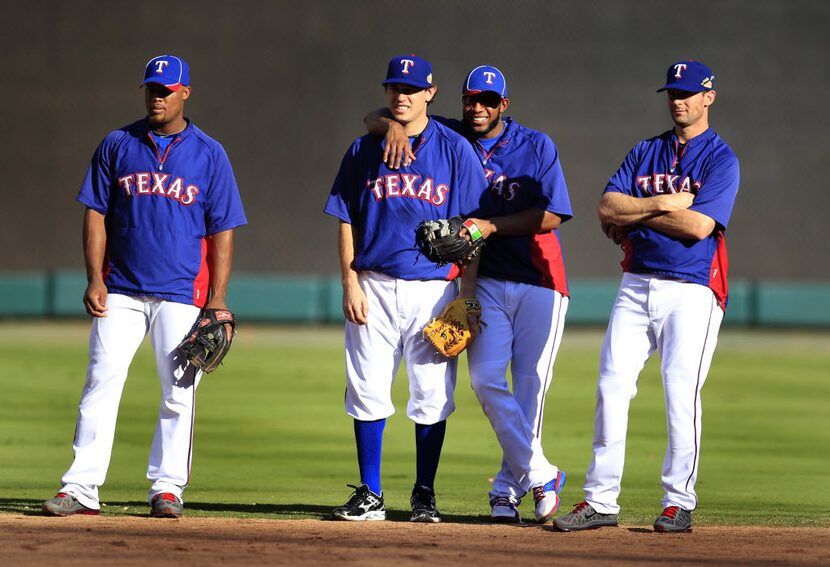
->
xmin=117 ymin=172 xmax=200 ymax=205
xmin=635 ymin=173 xmax=701 ymax=195
xmin=366 ymin=173 xmax=448 ymax=205
xmin=484 ymin=168 xmax=522 ymax=201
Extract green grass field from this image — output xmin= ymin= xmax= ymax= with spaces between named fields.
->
xmin=1 ymin=322 xmax=828 ymax=526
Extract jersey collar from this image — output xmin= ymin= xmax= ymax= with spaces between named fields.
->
xmin=668 ymin=127 xmax=715 ymax=148
xmin=137 ymin=117 xmax=194 ymax=142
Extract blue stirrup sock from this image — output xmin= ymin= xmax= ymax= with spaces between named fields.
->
xmin=415 ymin=420 xmax=447 ymax=490
xmin=354 ymin=418 xmax=386 ymax=496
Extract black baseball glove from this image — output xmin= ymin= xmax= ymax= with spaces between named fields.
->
xmin=415 ymin=216 xmax=485 ymax=266
xmin=176 ymin=308 xmax=237 ymax=373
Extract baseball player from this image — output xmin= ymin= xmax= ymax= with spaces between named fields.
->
xmin=42 ymin=55 xmax=247 ymax=519
xmin=365 ymin=65 xmax=572 ymax=523
xmin=553 ymin=60 xmax=740 ymax=533
xmin=324 ymin=55 xmax=489 ymax=523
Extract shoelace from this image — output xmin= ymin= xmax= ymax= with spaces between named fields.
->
xmin=532 ymin=486 xmax=546 ymax=503
xmin=412 ymin=488 xmax=435 ymax=508
xmin=342 ymin=485 xmax=361 ymax=505
xmin=492 ymin=496 xmax=515 ymax=508
xmin=571 ymin=500 xmax=591 ymax=513
xmin=660 ymin=506 xmax=680 ymax=519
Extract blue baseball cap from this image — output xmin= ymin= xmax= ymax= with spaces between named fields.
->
xmin=142 ymin=55 xmax=190 ymax=91
xmin=382 ymin=55 xmax=433 ymax=89
xmin=463 ymin=65 xmax=508 ymax=97
xmin=657 ymin=60 xmax=715 ymax=93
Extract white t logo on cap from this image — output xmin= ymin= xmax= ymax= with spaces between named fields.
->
xmin=400 ymin=59 xmax=414 ymax=74
xmin=154 ymin=60 xmax=169 ymax=73
xmin=483 ymin=71 xmax=496 ymax=85
xmin=673 ymin=63 xmax=688 ymax=78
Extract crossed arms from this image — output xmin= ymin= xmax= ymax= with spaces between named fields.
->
xmin=598 ymin=191 xmax=716 ymax=243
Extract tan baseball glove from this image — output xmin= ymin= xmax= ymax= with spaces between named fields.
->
xmin=422 ymin=297 xmax=482 ymax=358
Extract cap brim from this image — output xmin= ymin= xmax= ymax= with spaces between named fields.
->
xmin=142 ymin=79 xmax=183 ymax=91
xmin=382 ymin=78 xmax=432 ymax=89
xmin=463 ymin=89 xmax=505 ymax=97
xmin=656 ymin=84 xmax=708 ymax=93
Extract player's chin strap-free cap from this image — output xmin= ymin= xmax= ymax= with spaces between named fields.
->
xmin=462 ymin=65 xmax=508 ymax=98
xmin=382 ymin=54 xmax=433 ymax=89
xmin=142 ymin=55 xmax=190 ymax=91
xmin=657 ymin=60 xmax=715 ymax=93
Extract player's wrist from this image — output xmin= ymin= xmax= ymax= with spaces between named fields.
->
xmin=462 ymin=219 xmax=485 ymax=241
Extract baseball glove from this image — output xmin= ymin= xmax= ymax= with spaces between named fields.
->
xmin=415 ymin=216 xmax=485 ymax=266
xmin=176 ymin=308 xmax=237 ymax=373
xmin=422 ymin=297 xmax=482 ymax=358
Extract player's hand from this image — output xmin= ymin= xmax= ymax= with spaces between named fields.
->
xmin=205 ymin=298 xmax=234 ymax=342
xmin=601 ymin=221 xmax=630 ymax=245
xmin=658 ymin=191 xmax=695 ymax=211
xmin=459 ymin=218 xmax=495 ymax=241
xmin=343 ymin=281 xmax=369 ymax=325
xmin=83 ymin=279 xmax=108 ymax=317
xmin=383 ymin=121 xmax=415 ymax=170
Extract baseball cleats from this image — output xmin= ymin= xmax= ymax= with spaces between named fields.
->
xmin=150 ymin=492 xmax=183 ymax=518
xmin=653 ymin=506 xmax=693 ymax=533
xmin=532 ymin=470 xmax=566 ymax=523
xmin=42 ymin=492 xmax=100 ymax=517
xmin=489 ymin=495 xmax=520 ymax=524
xmin=552 ymin=500 xmax=618 ymax=532
xmin=332 ymin=484 xmax=386 ymax=521
xmin=410 ymin=484 xmax=441 ymax=523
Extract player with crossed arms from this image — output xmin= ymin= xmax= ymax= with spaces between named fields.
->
xmin=42 ymin=55 xmax=246 ymax=519
xmin=554 ymin=60 xmax=740 ymax=533
xmin=325 ymin=55 xmax=489 ymax=523
xmin=367 ymin=65 xmax=572 ymax=523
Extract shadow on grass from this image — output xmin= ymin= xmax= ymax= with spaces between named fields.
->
xmin=0 ymin=498 xmax=494 ymax=524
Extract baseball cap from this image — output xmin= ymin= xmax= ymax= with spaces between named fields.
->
xmin=382 ymin=55 xmax=433 ymax=89
xmin=463 ymin=65 xmax=508 ymax=97
xmin=142 ymin=55 xmax=190 ymax=91
xmin=657 ymin=60 xmax=715 ymax=93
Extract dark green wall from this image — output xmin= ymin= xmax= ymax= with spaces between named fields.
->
xmin=3 ymin=1 xmax=828 ymax=283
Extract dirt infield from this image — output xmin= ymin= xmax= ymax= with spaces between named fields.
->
xmin=1 ymin=516 xmax=828 ymax=566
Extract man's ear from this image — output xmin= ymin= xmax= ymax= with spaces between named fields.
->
xmin=703 ymin=89 xmax=716 ymax=107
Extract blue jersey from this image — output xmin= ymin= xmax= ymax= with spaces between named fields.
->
xmin=325 ymin=118 xmax=489 ymax=280
xmin=77 ymin=118 xmax=247 ymax=307
xmin=604 ymin=128 xmax=740 ymax=307
xmin=435 ymin=117 xmax=573 ymax=294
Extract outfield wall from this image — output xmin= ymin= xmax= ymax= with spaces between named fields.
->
xmin=1 ymin=271 xmax=828 ymax=327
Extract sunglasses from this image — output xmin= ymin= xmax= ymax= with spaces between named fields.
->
xmin=463 ymin=92 xmax=504 ymax=109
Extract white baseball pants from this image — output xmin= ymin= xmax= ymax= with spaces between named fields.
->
xmin=467 ymin=277 xmax=568 ymax=498
xmin=344 ymin=271 xmax=459 ymax=425
xmin=60 ymin=293 xmax=202 ymax=509
xmin=584 ymin=273 xmax=723 ymax=513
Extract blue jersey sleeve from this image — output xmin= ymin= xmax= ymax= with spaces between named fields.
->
xmin=76 ymin=130 xmax=125 ymax=214
xmin=204 ymin=144 xmax=247 ymax=234
xmin=689 ymin=148 xmax=740 ymax=231
xmin=535 ymin=134 xmax=573 ymax=221
xmin=324 ymin=138 xmax=364 ymax=224
xmin=431 ymin=115 xmax=464 ymax=133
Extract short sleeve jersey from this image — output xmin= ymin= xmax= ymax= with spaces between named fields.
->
xmin=435 ymin=117 xmax=573 ymax=294
xmin=604 ymin=128 xmax=740 ymax=307
xmin=324 ymin=118 xmax=489 ymax=281
xmin=77 ymin=119 xmax=247 ymax=307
